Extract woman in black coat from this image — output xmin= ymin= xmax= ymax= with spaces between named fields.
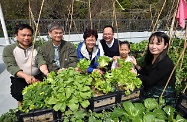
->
xmin=131 ymin=32 xmax=176 ymax=107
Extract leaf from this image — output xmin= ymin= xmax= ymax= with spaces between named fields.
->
xmin=163 ymin=105 xmax=175 ymax=121
xmin=81 ymin=86 xmax=91 ymax=92
xmin=67 ymin=102 xmax=79 ymax=111
xmin=80 ymin=100 xmax=90 ymax=108
xmin=53 ymin=103 xmax=65 ymax=112
xmin=176 ymin=114 xmax=187 ymax=122
xmin=59 ymin=103 xmax=67 ymax=112
xmin=153 ymin=109 xmax=167 ymax=120
xmin=133 ymin=103 xmax=145 ymax=116
xmin=88 ymin=116 xmax=98 ymax=122
xmin=97 ymin=56 xmax=111 ymax=67
xmin=122 ymin=101 xmax=136 ymax=117
xmin=47 ymin=96 xmax=58 ymax=104
xmin=77 ymin=58 xmax=91 ymax=72
xmin=73 ymin=110 xmax=87 ymax=120
xmin=143 ymin=112 xmax=156 ymax=122
xmin=105 ymin=118 xmax=116 ymax=122
xmin=69 ymin=95 xmax=79 ymax=103
xmin=158 ymin=97 xmax=166 ymax=108
xmin=144 ymin=98 xmax=158 ymax=111
xmin=80 ymin=92 xmax=92 ymax=99
xmin=132 ymin=116 xmax=143 ymax=122
xmin=111 ymin=107 xmax=125 ymax=118
xmin=64 ymin=110 xmax=73 ymax=116
xmin=65 ymin=87 xmax=73 ymax=99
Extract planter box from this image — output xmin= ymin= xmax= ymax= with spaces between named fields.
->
xmin=117 ymin=87 xmax=143 ymax=103
xmin=16 ymin=108 xmax=53 ymax=122
xmin=52 ymin=110 xmax=63 ymax=122
xmin=176 ymin=93 xmax=187 ymax=119
xmin=88 ymin=92 xmax=118 ymax=112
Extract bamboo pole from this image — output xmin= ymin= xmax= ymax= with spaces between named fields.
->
xmin=152 ymin=0 xmax=167 ymax=32
xmin=161 ymin=43 xmax=187 ymax=97
xmin=112 ymin=0 xmax=121 ymax=55
xmin=166 ymin=0 xmax=178 ymax=33
xmin=28 ymin=0 xmax=32 ymax=26
xmin=68 ymin=1 xmax=74 ymax=42
xmin=88 ymin=0 xmax=92 ymax=29
xmin=182 ymin=83 xmax=187 ymax=94
xmin=161 ymin=23 xmax=187 ymax=97
xmin=30 ymin=0 xmax=45 ymax=76
xmin=112 ymin=0 xmax=115 ymax=27
xmin=113 ymin=0 xmax=119 ymax=40
xmin=65 ymin=4 xmax=71 ymax=35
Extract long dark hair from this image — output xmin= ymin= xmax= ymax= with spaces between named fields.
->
xmin=144 ymin=32 xmax=169 ymax=67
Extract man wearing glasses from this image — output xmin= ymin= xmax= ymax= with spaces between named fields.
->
xmin=100 ymin=25 xmax=121 ymax=58
xmin=39 ymin=22 xmax=78 ymax=73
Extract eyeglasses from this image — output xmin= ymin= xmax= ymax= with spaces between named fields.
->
xmin=86 ymin=38 xmax=96 ymax=42
xmin=103 ymin=33 xmax=113 ymax=36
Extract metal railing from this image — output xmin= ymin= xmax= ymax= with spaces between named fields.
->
xmin=0 ymin=19 xmax=167 ymax=37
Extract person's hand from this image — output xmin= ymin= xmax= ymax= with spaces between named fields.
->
xmin=93 ymin=69 xmax=104 ymax=74
xmin=130 ymin=56 xmax=142 ymax=70
xmin=130 ymin=56 xmax=137 ymax=66
xmin=112 ymin=56 xmax=118 ymax=61
xmin=24 ymin=75 xmax=37 ymax=84
xmin=130 ymin=68 xmax=137 ymax=74
xmin=58 ymin=68 xmax=66 ymax=72
xmin=75 ymin=67 xmax=81 ymax=72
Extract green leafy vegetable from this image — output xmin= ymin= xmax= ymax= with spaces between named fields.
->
xmin=46 ymin=67 xmax=93 ymax=112
xmin=77 ymin=58 xmax=91 ymax=73
xmin=97 ymin=56 xmax=111 ymax=68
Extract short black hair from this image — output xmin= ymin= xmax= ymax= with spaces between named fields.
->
xmin=83 ymin=28 xmax=98 ymax=40
xmin=103 ymin=25 xmax=114 ymax=33
xmin=15 ymin=24 xmax=33 ymax=35
xmin=120 ymin=41 xmax=130 ymax=49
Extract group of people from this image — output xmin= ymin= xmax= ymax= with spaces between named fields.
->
xmin=2 ymin=22 xmax=176 ymax=108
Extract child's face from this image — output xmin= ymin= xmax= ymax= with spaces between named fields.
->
xmin=120 ymin=44 xmax=130 ymax=58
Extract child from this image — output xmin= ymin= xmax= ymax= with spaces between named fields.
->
xmin=111 ymin=41 xmax=136 ymax=72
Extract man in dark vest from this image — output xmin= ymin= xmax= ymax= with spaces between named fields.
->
xmin=100 ymin=25 xmax=121 ymax=58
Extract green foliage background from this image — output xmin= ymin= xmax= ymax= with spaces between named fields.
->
xmin=1 ymin=0 xmax=177 ymax=20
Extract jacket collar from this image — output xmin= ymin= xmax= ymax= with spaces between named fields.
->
xmin=80 ymin=42 xmax=99 ymax=60
xmin=16 ymin=41 xmax=33 ymax=50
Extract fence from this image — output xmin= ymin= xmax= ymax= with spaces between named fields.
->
xmin=0 ymin=19 xmax=168 ymax=37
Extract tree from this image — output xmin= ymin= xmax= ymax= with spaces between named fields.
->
xmin=1 ymin=0 xmax=176 ymax=20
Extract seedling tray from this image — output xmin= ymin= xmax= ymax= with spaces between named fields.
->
xmin=88 ymin=92 xmax=118 ymax=112
xmin=176 ymin=93 xmax=187 ymax=119
xmin=16 ymin=108 xmax=53 ymax=122
xmin=117 ymin=87 xmax=143 ymax=103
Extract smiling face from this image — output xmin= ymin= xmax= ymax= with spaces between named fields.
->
xmin=85 ymin=35 xmax=96 ymax=52
xmin=48 ymin=28 xmax=63 ymax=45
xmin=103 ymin=27 xmax=114 ymax=44
xmin=120 ymin=44 xmax=130 ymax=59
xmin=148 ymin=36 xmax=168 ymax=57
xmin=16 ymin=28 xmax=33 ymax=49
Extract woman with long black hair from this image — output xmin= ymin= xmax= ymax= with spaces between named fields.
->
xmin=131 ymin=32 xmax=176 ymax=107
